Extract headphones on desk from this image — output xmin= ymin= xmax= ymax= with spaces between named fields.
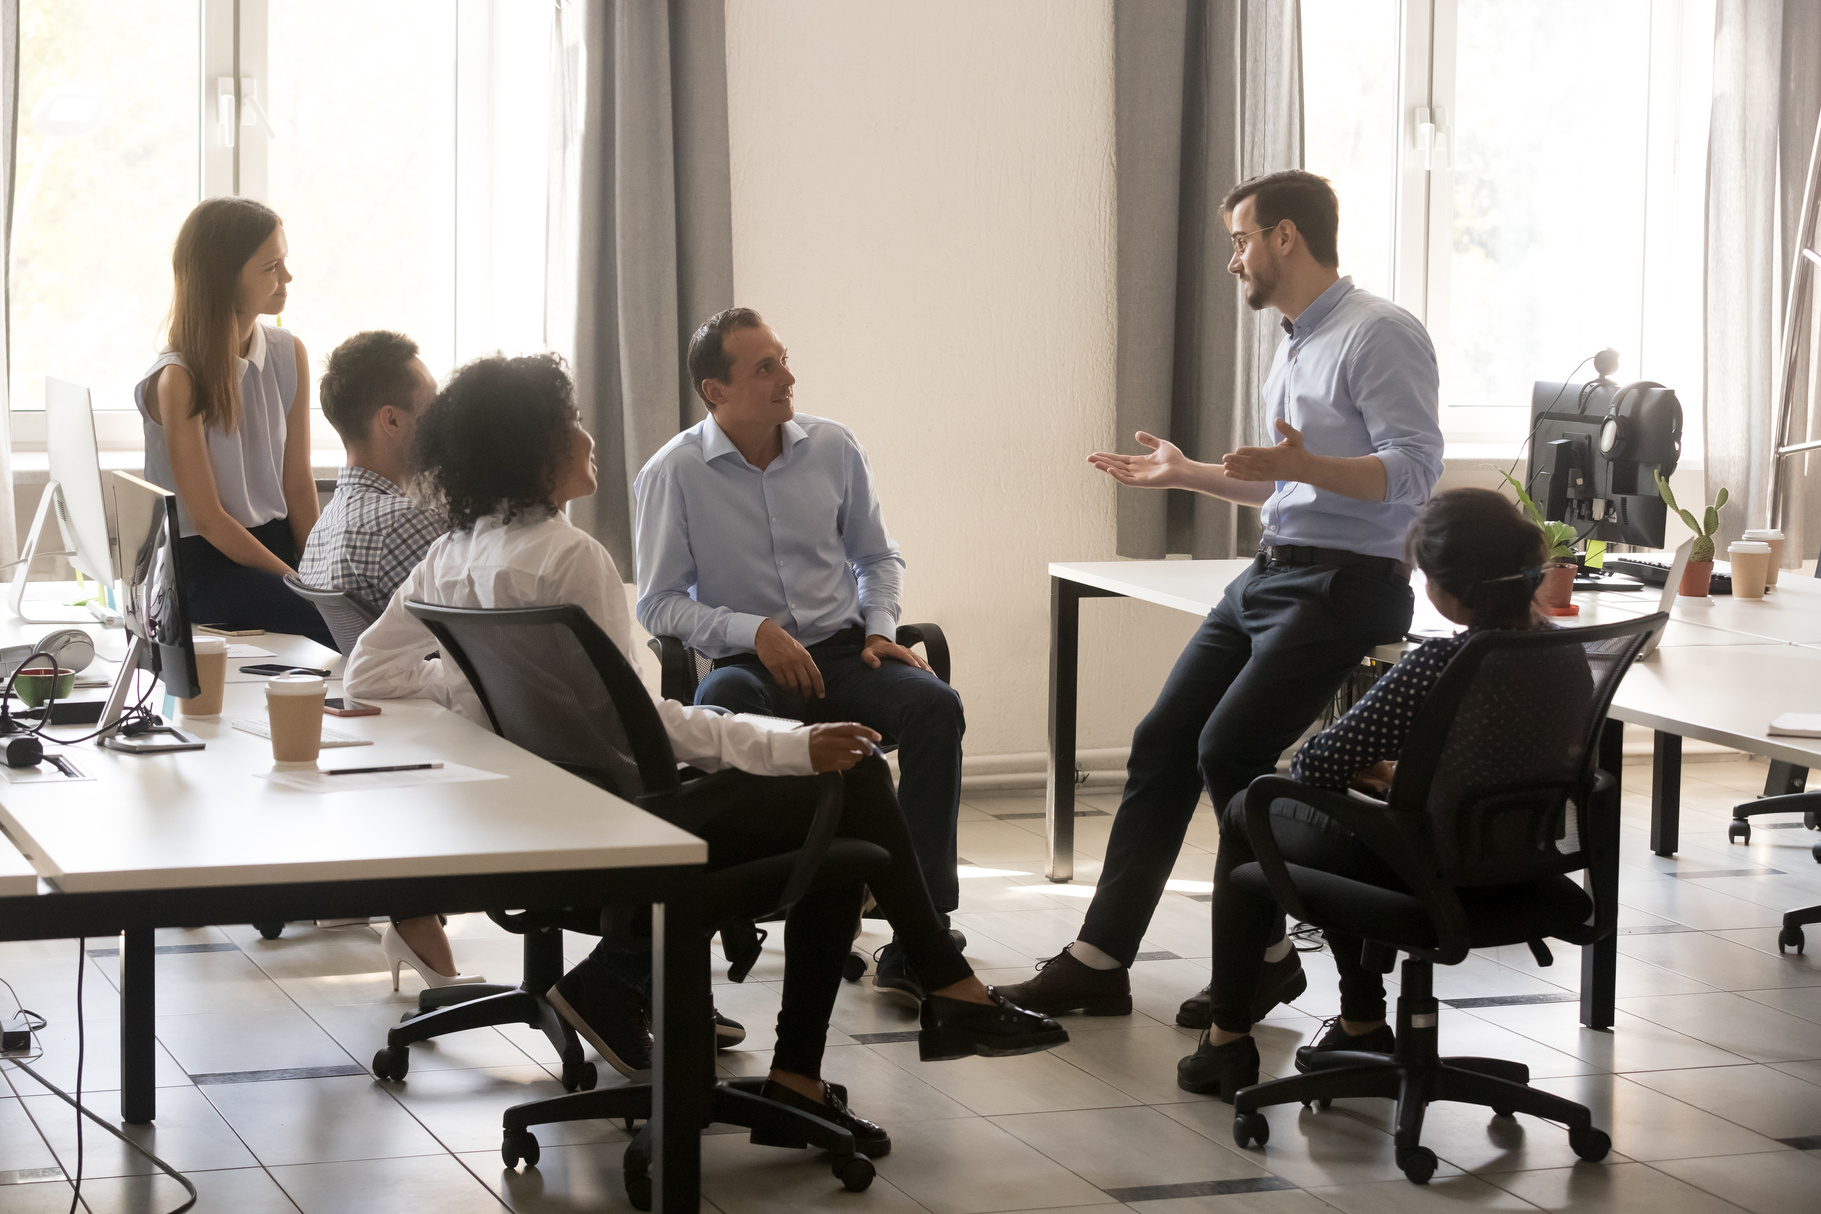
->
xmin=0 ymin=629 xmax=97 ymax=680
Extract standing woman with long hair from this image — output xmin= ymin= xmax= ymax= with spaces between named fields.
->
xmin=134 ymin=197 xmax=333 ymax=647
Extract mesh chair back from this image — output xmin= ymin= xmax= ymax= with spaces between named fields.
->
xmin=404 ymin=601 xmax=681 ymax=802
xmin=1388 ymin=614 xmax=1663 ymax=885
xmin=284 ymin=576 xmax=379 ymax=655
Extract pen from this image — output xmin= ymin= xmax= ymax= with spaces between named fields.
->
xmin=322 ymin=763 xmax=443 ymax=777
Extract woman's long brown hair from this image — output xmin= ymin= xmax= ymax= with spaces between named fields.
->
xmin=164 ymin=197 xmax=282 ymax=432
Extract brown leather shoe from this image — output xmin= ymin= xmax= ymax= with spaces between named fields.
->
xmin=1176 ymin=949 xmax=1309 ymax=1029
xmin=995 ymin=946 xmax=1132 ymax=1017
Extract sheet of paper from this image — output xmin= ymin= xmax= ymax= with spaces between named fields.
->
xmin=226 ymin=643 xmax=277 ymax=659
xmin=255 ymin=761 xmax=505 ymax=793
xmin=1768 ymin=712 xmax=1821 ymax=738
xmin=232 ymin=718 xmax=373 ymax=748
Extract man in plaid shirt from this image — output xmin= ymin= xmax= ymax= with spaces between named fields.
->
xmin=300 ymin=331 xmax=445 ymax=612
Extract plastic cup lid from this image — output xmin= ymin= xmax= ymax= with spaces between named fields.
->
xmin=191 ymin=636 xmax=230 ymax=654
xmin=1742 ymin=529 xmax=1784 ymax=540
xmin=265 ymin=673 xmax=327 ymax=696
xmin=1728 ymin=541 xmax=1772 ymax=553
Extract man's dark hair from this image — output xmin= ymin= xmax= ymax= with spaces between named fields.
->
xmin=1410 ymin=488 xmax=1547 ymax=631
xmin=411 ymin=352 xmax=580 ymax=531
xmin=319 ymin=330 xmax=422 ymax=445
xmin=685 ymin=307 xmax=765 ymax=408
xmin=1221 ymin=170 xmax=1340 ymax=268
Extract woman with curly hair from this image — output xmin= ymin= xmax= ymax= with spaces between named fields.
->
xmin=346 ymin=353 xmax=1064 ymax=1154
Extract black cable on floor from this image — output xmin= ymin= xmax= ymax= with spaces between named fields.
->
xmin=8 ymin=1056 xmax=199 ymax=1214
xmin=71 ymin=938 xmax=84 ymax=1214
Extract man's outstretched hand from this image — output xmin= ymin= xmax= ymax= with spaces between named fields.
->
xmin=862 ymin=634 xmax=932 ymax=672
xmin=1086 ymin=431 xmax=1190 ymax=490
xmin=1222 ymin=419 xmax=1309 ymax=483
xmin=808 ymin=722 xmax=882 ymax=772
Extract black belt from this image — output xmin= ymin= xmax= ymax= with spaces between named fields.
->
xmin=1262 ymin=545 xmax=1409 ymax=579
xmin=711 ymin=623 xmax=867 ymax=670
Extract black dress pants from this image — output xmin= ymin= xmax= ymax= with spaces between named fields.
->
xmin=590 ymin=756 xmax=971 ymax=1080
xmin=1078 ymin=555 xmax=1412 ymax=967
xmin=1208 ymin=790 xmax=1405 ymax=1034
xmin=178 ymin=517 xmax=336 ymax=649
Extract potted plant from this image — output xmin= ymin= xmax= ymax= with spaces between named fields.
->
xmin=1654 ymin=471 xmax=1729 ymax=597
xmin=1501 ymin=472 xmax=1578 ymax=611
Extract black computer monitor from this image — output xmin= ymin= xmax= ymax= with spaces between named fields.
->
xmin=98 ymin=471 xmax=204 ymax=752
xmin=1524 ymin=379 xmax=1683 ymax=548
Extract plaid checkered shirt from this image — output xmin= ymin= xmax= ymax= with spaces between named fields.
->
xmin=298 ymin=466 xmax=445 ymax=612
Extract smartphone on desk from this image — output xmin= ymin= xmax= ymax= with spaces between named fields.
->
xmin=197 ymin=625 xmax=266 ymax=637
xmin=239 ymin=663 xmax=332 ymax=678
xmin=324 ymin=698 xmax=379 ymax=718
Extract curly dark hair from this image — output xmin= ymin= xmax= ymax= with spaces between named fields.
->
xmin=1409 ymin=488 xmax=1548 ymax=631
xmin=411 ymin=352 xmax=579 ymax=531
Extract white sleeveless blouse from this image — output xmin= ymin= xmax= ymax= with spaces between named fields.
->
xmin=134 ymin=322 xmax=298 ymax=538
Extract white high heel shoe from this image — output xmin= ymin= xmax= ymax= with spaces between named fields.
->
xmin=381 ymin=924 xmax=486 ymax=991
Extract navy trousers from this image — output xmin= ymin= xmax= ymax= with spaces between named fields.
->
xmin=1078 ymin=555 xmax=1413 ymax=966
xmin=695 ymin=628 xmax=965 ymax=915
xmin=178 ymin=517 xmax=336 ymax=651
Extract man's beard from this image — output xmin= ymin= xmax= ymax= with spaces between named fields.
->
xmin=1241 ymin=265 xmax=1276 ymax=311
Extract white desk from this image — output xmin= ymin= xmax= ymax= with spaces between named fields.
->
xmin=1045 ymin=557 xmax=1821 ymax=1035
xmin=0 ymin=828 xmax=37 ymax=897
xmin=0 ymin=632 xmax=712 ymax=1212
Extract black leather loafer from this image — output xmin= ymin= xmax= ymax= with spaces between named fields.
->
xmin=918 ymin=988 xmax=1070 ymax=1061
xmin=754 ymin=1079 xmax=891 ymax=1157
xmin=1176 ymin=1031 xmax=1260 ymax=1102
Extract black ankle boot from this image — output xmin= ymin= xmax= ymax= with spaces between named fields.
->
xmin=1176 ymin=1032 xmax=1260 ymax=1102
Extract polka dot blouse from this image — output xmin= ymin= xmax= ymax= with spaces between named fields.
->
xmin=1290 ymin=634 xmax=1469 ymax=791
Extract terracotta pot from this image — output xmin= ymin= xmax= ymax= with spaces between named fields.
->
xmin=1679 ymin=559 xmax=1714 ymax=597
xmin=1536 ymin=564 xmax=1575 ymax=610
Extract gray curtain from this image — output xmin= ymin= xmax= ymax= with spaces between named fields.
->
xmin=1114 ymin=0 xmax=1302 ymax=560
xmin=565 ymin=0 xmax=735 ymax=575
xmin=0 ymin=0 xmax=18 ymax=569
xmin=1704 ymin=0 xmax=1821 ymax=554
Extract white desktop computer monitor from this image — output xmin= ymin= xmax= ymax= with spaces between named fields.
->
xmin=10 ymin=377 xmax=122 ymax=624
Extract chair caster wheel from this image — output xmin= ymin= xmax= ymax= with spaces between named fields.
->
xmin=371 ymin=1046 xmax=407 ymax=1082
xmin=501 ymin=1129 xmax=539 ymax=1169
xmin=1779 ymin=925 xmax=1806 ymax=955
xmin=843 ymin=951 xmax=867 ymax=982
xmin=562 ymin=1060 xmax=597 ymax=1092
xmin=949 ymin=927 xmax=968 ymax=951
xmin=1812 ymin=839 xmax=1821 ymax=864
xmin=1805 ymin=811 xmax=1819 ymax=830
xmin=834 ymin=1153 xmax=875 ymax=1191
xmin=1492 ymin=1104 xmax=1516 ymax=1118
xmin=1232 ymin=1111 xmax=1269 ymax=1148
xmin=1569 ymin=1124 xmax=1611 ymax=1162
xmin=1728 ymin=821 xmax=1750 ymax=844
xmin=254 ymin=922 xmax=284 ymax=940
xmin=1396 ymin=1144 xmax=1437 ymax=1184
xmin=625 ymin=1170 xmax=652 ymax=1211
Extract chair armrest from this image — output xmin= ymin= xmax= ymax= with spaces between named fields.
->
xmin=1243 ymin=774 xmax=1473 ymax=965
xmin=896 ymin=622 xmax=951 ymax=685
xmin=647 ymin=635 xmax=699 ymax=704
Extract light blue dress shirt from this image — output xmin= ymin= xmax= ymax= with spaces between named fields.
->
xmin=634 ymin=412 xmax=905 ymax=657
xmin=1257 ymin=277 xmax=1444 ymax=561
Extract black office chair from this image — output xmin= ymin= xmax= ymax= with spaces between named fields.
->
xmin=1725 ymin=556 xmax=1821 ymax=856
xmin=283 ymin=574 xmax=381 ymax=656
xmin=401 ymin=601 xmax=891 ymax=1204
xmin=1226 ymin=614 xmax=1662 ymax=1184
xmin=651 ymin=622 xmax=957 ymax=983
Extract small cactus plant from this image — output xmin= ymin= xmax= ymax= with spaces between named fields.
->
xmin=1654 ymin=471 xmax=1729 ymax=563
xmin=1501 ymin=472 xmax=1578 ymax=561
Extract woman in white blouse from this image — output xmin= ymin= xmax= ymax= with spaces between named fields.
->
xmin=347 ymin=353 xmax=1064 ymax=1154
xmin=134 ymin=198 xmax=332 ymax=647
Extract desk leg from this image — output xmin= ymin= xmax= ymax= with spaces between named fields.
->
xmin=1651 ymin=731 xmax=1681 ymax=857
xmin=1580 ymin=719 xmax=1624 ymax=1031
xmin=652 ymin=871 xmax=707 ymax=1214
xmin=1046 ymin=576 xmax=1079 ymax=882
xmin=120 ymin=928 xmax=156 ymax=1123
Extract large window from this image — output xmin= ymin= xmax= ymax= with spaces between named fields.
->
xmin=1303 ymin=0 xmax=1715 ymax=452
xmin=9 ymin=0 xmax=554 ymax=453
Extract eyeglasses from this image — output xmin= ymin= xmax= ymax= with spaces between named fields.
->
xmin=1229 ymin=223 xmax=1282 ymax=254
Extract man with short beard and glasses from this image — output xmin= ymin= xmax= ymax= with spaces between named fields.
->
xmin=999 ymin=171 xmax=1443 ymax=1067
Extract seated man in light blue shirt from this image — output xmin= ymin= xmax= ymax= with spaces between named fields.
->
xmin=634 ymin=308 xmax=965 ymax=1003
xmin=1001 ymin=171 xmax=1444 ymax=1087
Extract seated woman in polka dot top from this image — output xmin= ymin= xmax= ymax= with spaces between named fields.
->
xmin=1177 ymin=488 xmax=1551 ymax=1101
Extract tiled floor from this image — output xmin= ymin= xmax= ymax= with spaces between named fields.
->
xmin=4 ymin=754 xmax=1821 ymax=1211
